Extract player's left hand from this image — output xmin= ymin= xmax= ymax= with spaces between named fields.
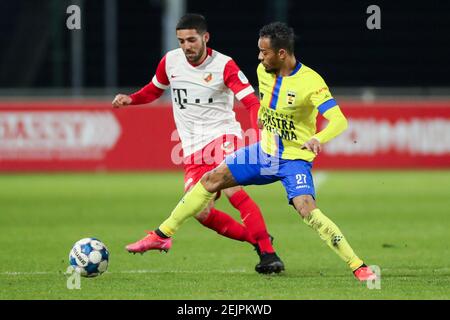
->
xmin=301 ymin=137 xmax=322 ymax=155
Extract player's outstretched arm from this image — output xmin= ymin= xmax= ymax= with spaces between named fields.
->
xmin=302 ymin=106 xmax=348 ymax=155
xmin=112 ymin=94 xmax=132 ymax=108
xmin=114 ymin=55 xmax=168 ymax=108
xmin=314 ymin=106 xmax=348 ymax=143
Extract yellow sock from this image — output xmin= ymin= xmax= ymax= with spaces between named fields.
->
xmin=159 ymin=182 xmax=216 ymax=237
xmin=303 ymin=208 xmax=364 ymax=271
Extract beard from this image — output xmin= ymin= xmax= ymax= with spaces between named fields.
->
xmin=184 ymin=42 xmax=206 ymax=63
xmin=261 ymin=61 xmax=278 ymax=74
xmin=263 ymin=65 xmax=277 ymax=74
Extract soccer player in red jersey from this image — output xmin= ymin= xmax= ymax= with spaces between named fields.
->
xmin=112 ymin=14 xmax=283 ymax=273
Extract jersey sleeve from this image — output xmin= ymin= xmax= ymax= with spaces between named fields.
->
xmin=152 ymin=54 xmax=170 ymax=89
xmin=312 ymin=106 xmax=348 ymax=144
xmin=308 ymin=74 xmax=338 ymax=115
xmin=223 ymin=60 xmax=260 ymax=135
xmin=130 ymin=55 xmax=170 ymax=105
xmin=307 ymin=72 xmax=347 ymax=143
xmin=223 ymin=60 xmax=255 ymax=101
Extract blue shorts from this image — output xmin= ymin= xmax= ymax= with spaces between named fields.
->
xmin=225 ymin=142 xmax=315 ymax=203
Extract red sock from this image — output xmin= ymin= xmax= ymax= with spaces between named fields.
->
xmin=229 ymin=190 xmax=274 ymax=254
xmin=200 ymin=208 xmax=254 ymax=243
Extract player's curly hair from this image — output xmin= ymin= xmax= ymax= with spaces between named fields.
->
xmin=259 ymin=22 xmax=295 ymax=54
xmin=176 ymin=13 xmax=208 ymax=34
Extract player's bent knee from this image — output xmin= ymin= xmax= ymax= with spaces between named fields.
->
xmin=200 ymin=171 xmax=217 ymax=193
xmin=293 ymin=195 xmax=317 ymax=218
xmin=201 ymin=170 xmax=225 ymax=193
xmin=298 ymin=207 xmax=313 ymax=218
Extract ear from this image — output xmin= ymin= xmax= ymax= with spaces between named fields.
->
xmin=278 ymin=48 xmax=287 ymax=60
xmin=203 ymin=32 xmax=210 ymax=44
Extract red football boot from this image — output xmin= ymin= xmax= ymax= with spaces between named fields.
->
xmin=353 ymin=264 xmax=377 ymax=281
xmin=125 ymin=231 xmax=172 ymax=254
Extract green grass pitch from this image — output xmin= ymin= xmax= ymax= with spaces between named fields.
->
xmin=1 ymin=171 xmax=449 ymax=299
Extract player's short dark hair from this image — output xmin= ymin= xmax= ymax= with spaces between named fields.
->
xmin=259 ymin=22 xmax=295 ymax=54
xmin=176 ymin=13 xmax=208 ymax=34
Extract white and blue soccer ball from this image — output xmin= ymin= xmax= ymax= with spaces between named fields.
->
xmin=69 ymin=238 xmax=109 ymax=278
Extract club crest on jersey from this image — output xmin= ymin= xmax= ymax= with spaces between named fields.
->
xmin=203 ymin=73 xmax=213 ymax=83
xmin=287 ymin=91 xmax=296 ymax=105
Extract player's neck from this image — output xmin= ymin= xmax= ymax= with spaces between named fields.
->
xmin=278 ymin=56 xmax=297 ymax=77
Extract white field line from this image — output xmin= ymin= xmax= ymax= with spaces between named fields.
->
xmin=1 ymin=269 xmax=249 ymax=276
xmin=2 ymin=271 xmax=54 ymax=276
xmin=4 ymin=267 xmax=450 ymax=276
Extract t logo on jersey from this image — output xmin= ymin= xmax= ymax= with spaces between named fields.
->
xmin=173 ymin=88 xmax=188 ymax=109
xmin=287 ymin=91 xmax=296 ymax=105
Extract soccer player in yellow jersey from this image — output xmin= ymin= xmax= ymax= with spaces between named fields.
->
xmin=128 ymin=22 xmax=376 ymax=280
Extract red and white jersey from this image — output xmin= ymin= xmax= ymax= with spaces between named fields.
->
xmin=147 ymin=48 xmax=256 ymax=156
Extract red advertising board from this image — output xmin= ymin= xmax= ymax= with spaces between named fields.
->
xmin=314 ymin=101 xmax=450 ymax=169
xmin=0 ymin=100 xmax=449 ymax=171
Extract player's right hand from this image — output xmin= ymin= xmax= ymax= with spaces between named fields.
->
xmin=301 ymin=137 xmax=322 ymax=155
xmin=112 ymin=94 xmax=132 ymax=108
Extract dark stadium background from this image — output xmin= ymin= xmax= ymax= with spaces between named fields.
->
xmin=1 ymin=0 xmax=449 ymax=89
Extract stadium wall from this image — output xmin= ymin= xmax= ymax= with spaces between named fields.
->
xmin=0 ymin=100 xmax=449 ymax=171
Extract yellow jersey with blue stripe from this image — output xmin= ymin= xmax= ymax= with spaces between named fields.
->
xmin=257 ymin=62 xmax=343 ymax=161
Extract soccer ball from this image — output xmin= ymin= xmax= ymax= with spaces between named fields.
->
xmin=69 ymin=238 xmax=109 ymax=277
